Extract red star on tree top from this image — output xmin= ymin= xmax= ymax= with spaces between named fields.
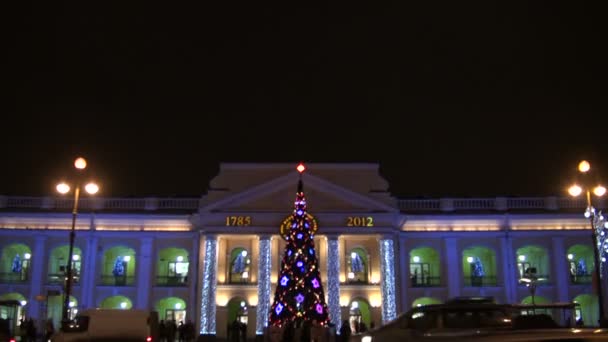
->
xmin=296 ymin=163 xmax=306 ymax=173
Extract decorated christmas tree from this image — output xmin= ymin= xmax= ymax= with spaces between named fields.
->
xmin=269 ymin=163 xmax=330 ymax=327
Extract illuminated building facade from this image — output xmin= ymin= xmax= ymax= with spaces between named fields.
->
xmin=0 ymin=163 xmax=603 ymax=338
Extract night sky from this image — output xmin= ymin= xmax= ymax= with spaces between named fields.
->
xmin=5 ymin=3 xmax=607 ymax=199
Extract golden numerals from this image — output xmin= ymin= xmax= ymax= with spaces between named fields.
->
xmin=225 ymin=216 xmax=252 ymax=227
xmin=347 ymin=216 xmax=374 ymax=227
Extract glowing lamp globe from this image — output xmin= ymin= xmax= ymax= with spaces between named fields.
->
xmin=85 ymin=183 xmax=99 ymax=194
xmin=74 ymin=157 xmax=87 ymax=170
xmin=578 ymin=160 xmax=590 ymax=173
xmin=594 ymin=186 xmax=606 ymax=197
xmin=296 ymin=163 xmax=306 ymax=173
xmin=56 ymin=183 xmax=70 ymax=194
xmin=568 ymin=185 xmax=583 ymax=197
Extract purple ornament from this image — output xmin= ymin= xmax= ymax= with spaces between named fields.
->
xmin=295 ymin=293 xmax=305 ymax=303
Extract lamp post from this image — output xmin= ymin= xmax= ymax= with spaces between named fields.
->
xmin=56 ymin=157 xmax=99 ymax=328
xmin=568 ymin=160 xmax=607 ymax=326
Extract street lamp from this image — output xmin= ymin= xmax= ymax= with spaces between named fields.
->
xmin=56 ymin=157 xmax=99 ymax=328
xmin=568 ymin=160 xmax=607 ymax=327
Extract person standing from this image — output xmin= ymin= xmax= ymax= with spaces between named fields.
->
xmin=45 ymin=318 xmax=55 ymax=341
xmin=339 ymin=320 xmax=351 ymax=342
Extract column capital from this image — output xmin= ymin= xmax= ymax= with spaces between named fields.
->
xmin=325 ymin=233 xmax=340 ymax=241
xmin=377 ymin=233 xmax=397 ymax=242
xmin=258 ymin=234 xmax=272 ymax=240
xmin=204 ymin=234 xmax=218 ymax=241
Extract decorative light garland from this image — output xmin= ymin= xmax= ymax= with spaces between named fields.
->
xmin=256 ymin=237 xmax=272 ymax=334
xmin=200 ymin=237 xmax=217 ymax=334
xmin=589 ymin=208 xmax=608 ymax=276
xmin=380 ymin=238 xmax=396 ymax=323
xmin=327 ymin=237 xmax=341 ymax=331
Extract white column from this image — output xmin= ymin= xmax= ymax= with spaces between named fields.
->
xmin=82 ymin=236 xmax=98 ymax=308
xmin=501 ymin=234 xmax=516 ymax=303
xmin=445 ymin=238 xmax=461 ymax=298
xmin=552 ymin=237 xmax=569 ymax=302
xmin=200 ymin=235 xmax=218 ymax=334
xmin=256 ymin=235 xmax=272 ymax=335
xmin=399 ymin=238 xmax=409 ymax=310
xmin=379 ymin=236 xmax=397 ymax=323
xmin=326 ymin=235 xmax=341 ymax=330
xmin=28 ymin=235 xmax=46 ymax=320
xmin=188 ymin=232 xmax=200 ymax=323
xmin=136 ymin=237 xmax=153 ymax=309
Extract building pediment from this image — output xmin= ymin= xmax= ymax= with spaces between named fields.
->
xmin=199 ymin=163 xmax=397 ymax=214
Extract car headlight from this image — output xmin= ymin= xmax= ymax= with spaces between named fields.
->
xmin=362 ymin=336 xmax=373 ymax=342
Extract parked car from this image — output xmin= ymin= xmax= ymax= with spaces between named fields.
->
xmin=350 ymin=299 xmax=608 ymax=342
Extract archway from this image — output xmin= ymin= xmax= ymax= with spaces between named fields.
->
xmin=411 ymin=297 xmax=442 ymax=307
xmin=226 ymin=297 xmax=248 ymax=341
xmin=156 ymin=297 xmax=186 ymax=323
xmin=0 ymin=293 xmax=27 ymax=337
xmin=348 ymin=298 xmax=371 ymax=333
xmin=573 ymin=294 xmax=599 ymax=327
xmin=521 ymin=295 xmax=550 ymax=305
xmin=100 ymin=295 xmax=132 ymax=309
xmin=47 ymin=295 xmax=77 ymax=331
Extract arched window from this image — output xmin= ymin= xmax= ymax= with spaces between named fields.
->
xmin=48 ymin=245 xmax=82 ymax=285
xmin=516 ymin=245 xmax=549 ymax=284
xmin=102 ymin=246 xmax=136 ymax=286
xmin=462 ymin=246 xmax=497 ymax=287
xmin=1 ymin=243 xmax=32 ymax=283
xmin=157 ymin=248 xmax=189 ymax=286
xmin=229 ymin=248 xmax=251 ymax=284
xmin=409 ymin=247 xmax=440 ymax=287
xmin=347 ymin=247 xmax=368 ymax=284
xmin=567 ymin=245 xmax=594 ymax=284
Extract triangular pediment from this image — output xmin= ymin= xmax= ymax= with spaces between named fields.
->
xmin=200 ymin=165 xmax=397 ymax=213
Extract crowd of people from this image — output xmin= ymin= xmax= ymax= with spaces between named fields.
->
xmin=158 ymin=319 xmax=196 ymax=342
xmin=227 ymin=319 xmax=248 ymax=342
xmin=267 ymin=318 xmax=372 ymax=342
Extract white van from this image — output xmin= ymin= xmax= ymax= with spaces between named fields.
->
xmin=51 ymin=309 xmax=159 ymax=342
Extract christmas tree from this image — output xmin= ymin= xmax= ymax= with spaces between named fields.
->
xmin=269 ymin=163 xmax=330 ymax=327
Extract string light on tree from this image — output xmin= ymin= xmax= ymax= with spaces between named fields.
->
xmin=269 ymin=163 xmax=330 ymax=327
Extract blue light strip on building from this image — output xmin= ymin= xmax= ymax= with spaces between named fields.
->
xmin=256 ymin=237 xmax=271 ymax=335
xmin=380 ymin=238 xmax=396 ymax=323
xmin=327 ymin=237 xmax=342 ymax=330
xmin=200 ymin=237 xmax=217 ymax=334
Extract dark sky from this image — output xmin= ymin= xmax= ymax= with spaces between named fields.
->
xmin=4 ymin=3 xmax=607 ymax=199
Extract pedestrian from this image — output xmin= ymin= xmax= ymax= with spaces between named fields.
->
xmin=45 ymin=318 xmax=55 ymax=341
xmin=339 ymin=320 xmax=351 ymax=342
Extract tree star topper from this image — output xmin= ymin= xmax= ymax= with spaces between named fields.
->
xmin=297 ymin=163 xmax=306 ymax=173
